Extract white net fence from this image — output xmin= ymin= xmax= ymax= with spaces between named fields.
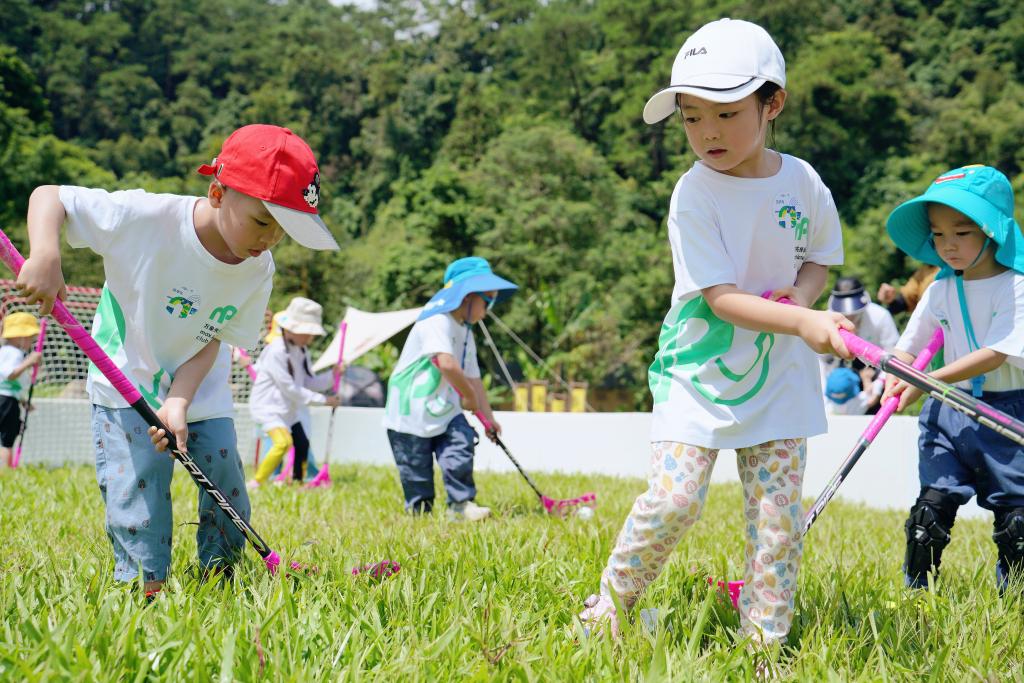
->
xmin=0 ymin=280 xmax=267 ymax=466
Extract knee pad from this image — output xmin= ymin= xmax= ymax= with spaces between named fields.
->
xmin=904 ymin=488 xmax=958 ymax=584
xmin=993 ymin=507 xmax=1024 ymax=576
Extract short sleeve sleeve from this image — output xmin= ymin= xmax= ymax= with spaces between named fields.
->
xmin=0 ymin=347 xmax=22 ymax=380
xmin=216 ymin=273 xmax=273 ymax=349
xmin=418 ymin=315 xmax=459 ymax=358
xmin=896 ymin=285 xmax=940 ymax=357
xmin=670 ymin=183 xmax=737 ymax=292
xmin=805 ymin=175 xmax=844 ymax=266
xmin=60 ymin=186 xmax=163 ymax=256
xmin=984 ymin=276 xmax=1024 ymax=369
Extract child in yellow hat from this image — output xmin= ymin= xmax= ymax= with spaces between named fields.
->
xmin=0 ymin=312 xmax=43 ymax=467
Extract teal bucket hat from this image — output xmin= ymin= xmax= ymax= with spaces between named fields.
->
xmin=418 ymin=256 xmax=518 ymax=321
xmin=886 ymin=165 xmax=1024 ymax=275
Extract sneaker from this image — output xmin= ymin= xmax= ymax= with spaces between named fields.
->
xmin=246 ymin=479 xmax=261 ymax=490
xmin=448 ymin=500 xmax=491 ymax=521
xmin=579 ymin=594 xmax=619 ymax=638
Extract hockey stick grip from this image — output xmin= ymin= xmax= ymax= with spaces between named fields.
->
xmin=234 ymin=347 xmax=258 ymax=381
xmin=0 ymin=233 xmax=143 ymax=404
xmin=860 ymin=328 xmax=943 ymax=440
xmin=766 ymin=292 xmax=1024 ymax=445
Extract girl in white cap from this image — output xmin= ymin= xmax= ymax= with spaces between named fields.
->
xmin=247 ymin=297 xmax=342 ymax=488
xmin=580 ymin=18 xmax=854 ymax=647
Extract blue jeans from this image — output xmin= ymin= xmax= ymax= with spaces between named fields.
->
xmin=93 ymin=406 xmax=250 ymax=582
xmin=387 ymin=414 xmax=477 ymax=512
xmin=915 ymin=390 xmax=1024 ymax=589
xmin=918 ymin=390 xmax=1024 ymax=509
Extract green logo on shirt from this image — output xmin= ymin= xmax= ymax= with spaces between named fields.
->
xmin=210 ymin=306 xmax=238 ymax=324
xmin=388 ymin=356 xmax=454 ymax=417
xmin=165 ymin=286 xmax=201 ymax=319
xmin=778 ymin=205 xmax=809 ymax=241
xmin=649 ymin=296 xmax=775 ymax=406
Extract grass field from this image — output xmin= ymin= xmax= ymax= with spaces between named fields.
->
xmin=1 ymin=462 xmax=1022 ymax=681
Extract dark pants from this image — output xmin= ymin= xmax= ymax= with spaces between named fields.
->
xmin=914 ymin=390 xmax=1024 ymax=588
xmin=387 ymin=414 xmax=477 ymax=512
xmin=290 ymin=421 xmax=310 ymax=482
xmin=918 ymin=390 xmax=1024 ymax=510
xmin=0 ymin=395 xmax=22 ymax=447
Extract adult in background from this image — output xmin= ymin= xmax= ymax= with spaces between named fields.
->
xmin=877 ymin=265 xmax=940 ymax=316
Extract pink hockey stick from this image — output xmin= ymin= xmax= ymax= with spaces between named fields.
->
xmin=11 ymin=318 xmax=47 ymax=467
xmin=233 ymin=347 xmax=264 ymax=468
xmin=0 ymin=231 xmax=297 ymax=575
xmin=431 ymin=357 xmax=596 ymax=515
xmin=234 ymin=347 xmax=258 ymax=381
xmin=306 ymin=321 xmax=347 ymax=488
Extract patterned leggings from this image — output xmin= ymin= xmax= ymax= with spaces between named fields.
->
xmin=600 ymin=439 xmax=806 ymax=643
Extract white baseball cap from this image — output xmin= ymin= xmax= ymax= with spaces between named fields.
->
xmin=643 ymin=18 xmax=786 ymax=124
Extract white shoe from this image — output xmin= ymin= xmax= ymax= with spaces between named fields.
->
xmin=579 ymin=594 xmax=619 ymax=638
xmin=246 ymin=479 xmax=261 ymax=490
xmin=448 ymin=500 xmax=491 ymax=521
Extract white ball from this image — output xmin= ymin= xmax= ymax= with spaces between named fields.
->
xmin=577 ymin=505 xmax=594 ymax=520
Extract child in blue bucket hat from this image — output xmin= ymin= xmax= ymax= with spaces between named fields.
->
xmin=824 ymin=366 xmax=881 ymax=415
xmin=382 ymin=257 xmax=517 ymax=520
xmin=881 ymin=165 xmax=1024 ymax=592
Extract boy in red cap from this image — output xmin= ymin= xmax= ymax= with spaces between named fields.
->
xmin=17 ymin=124 xmax=338 ymax=594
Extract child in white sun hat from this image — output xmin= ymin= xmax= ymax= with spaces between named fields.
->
xmin=580 ymin=18 xmax=854 ymax=646
xmin=248 ymin=297 xmax=342 ymax=488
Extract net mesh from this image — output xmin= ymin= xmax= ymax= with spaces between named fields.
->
xmin=0 ymin=280 xmax=267 ymax=465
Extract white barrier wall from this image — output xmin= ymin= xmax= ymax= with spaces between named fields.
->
xmin=308 ymin=406 xmax=989 ymax=520
xmin=23 ymin=400 xmax=990 ymax=520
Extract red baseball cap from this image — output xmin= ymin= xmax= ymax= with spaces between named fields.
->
xmin=197 ymin=124 xmax=339 ymax=250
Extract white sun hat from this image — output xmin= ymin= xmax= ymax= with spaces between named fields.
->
xmin=276 ymin=297 xmax=327 ymax=336
xmin=643 ymin=18 xmax=786 ymax=124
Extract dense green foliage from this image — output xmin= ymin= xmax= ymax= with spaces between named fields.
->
xmin=3 ymin=1 xmax=1024 ymax=407
xmin=1 ymin=463 xmax=1021 ymax=679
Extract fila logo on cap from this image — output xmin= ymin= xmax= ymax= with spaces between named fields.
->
xmin=683 ymin=47 xmax=708 ymax=59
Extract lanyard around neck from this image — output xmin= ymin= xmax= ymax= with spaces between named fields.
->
xmin=952 ymin=236 xmax=991 ymax=397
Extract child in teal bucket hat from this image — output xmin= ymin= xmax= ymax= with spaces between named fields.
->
xmin=383 ymin=257 xmax=517 ymax=520
xmin=882 ymin=165 xmax=1024 ymax=593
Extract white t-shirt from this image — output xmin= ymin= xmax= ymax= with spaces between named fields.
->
xmin=382 ymin=313 xmax=481 ymax=438
xmin=249 ymin=338 xmax=334 ymax=431
xmin=649 ymin=154 xmax=844 ymax=448
xmin=61 ymin=187 xmax=274 ymax=421
xmin=896 ymin=270 xmax=1024 ymax=392
xmin=0 ymin=345 xmax=27 ymax=399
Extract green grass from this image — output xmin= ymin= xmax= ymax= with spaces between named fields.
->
xmin=1 ymin=463 xmax=1022 ymax=681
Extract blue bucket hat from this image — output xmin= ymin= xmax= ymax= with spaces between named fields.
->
xmin=886 ymin=165 xmax=1024 ymax=274
xmin=418 ymin=256 xmax=518 ymax=321
xmin=825 ymin=367 xmax=861 ymax=405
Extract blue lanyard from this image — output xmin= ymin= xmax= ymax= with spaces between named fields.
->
xmin=460 ymin=323 xmax=471 ymax=370
xmin=952 ymin=237 xmax=991 ymax=397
